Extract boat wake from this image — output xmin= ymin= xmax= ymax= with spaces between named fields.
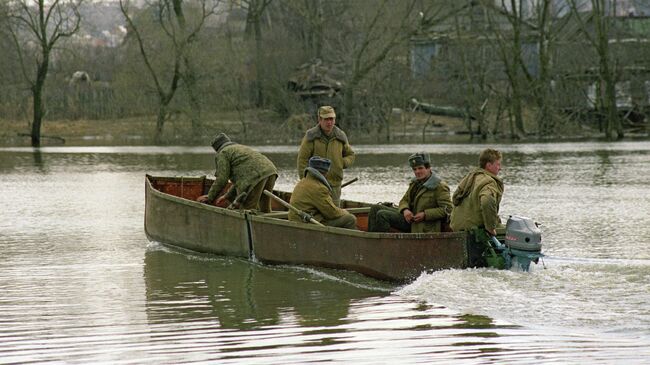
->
xmin=397 ymin=258 xmax=650 ymax=336
xmin=267 ymin=264 xmax=395 ymax=293
xmin=146 ymin=241 xmax=239 ymax=264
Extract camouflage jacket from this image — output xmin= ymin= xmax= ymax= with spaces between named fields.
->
xmin=207 ymin=143 xmax=278 ymax=202
xmin=397 ymin=172 xmax=452 ymax=233
xmin=297 ymin=125 xmax=355 ymax=187
xmin=288 ymin=168 xmax=348 ymax=223
xmin=449 ymin=167 xmax=504 ymax=232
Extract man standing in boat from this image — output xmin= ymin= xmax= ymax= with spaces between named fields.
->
xmin=368 ymin=153 xmax=452 ymax=233
xmin=197 ymin=133 xmax=278 ymax=213
xmin=450 ymin=148 xmax=503 ymax=237
xmin=297 ymin=106 xmax=355 ymax=206
xmin=289 ymin=156 xmax=357 ymax=229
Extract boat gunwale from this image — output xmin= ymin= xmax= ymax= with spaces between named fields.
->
xmin=146 ymin=174 xmax=471 ymax=240
xmin=250 ymin=212 xmax=468 ymax=240
xmin=145 ymin=174 xmax=245 ymax=219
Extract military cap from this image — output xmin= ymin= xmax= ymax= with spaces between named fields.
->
xmin=211 ymin=133 xmax=231 ymax=152
xmin=408 ymin=152 xmax=430 ymax=168
xmin=318 ymin=106 xmax=336 ymax=119
xmin=308 ymin=156 xmax=332 ymax=173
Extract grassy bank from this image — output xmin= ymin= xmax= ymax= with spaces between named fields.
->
xmin=2 ymin=109 xmax=632 ymax=147
xmin=0 ymin=109 xmax=475 ymax=147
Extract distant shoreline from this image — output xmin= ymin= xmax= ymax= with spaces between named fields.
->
xmin=1 ymin=115 xmax=647 ymax=147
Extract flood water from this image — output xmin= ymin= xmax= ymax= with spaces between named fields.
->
xmin=1 ymin=141 xmax=650 ymax=364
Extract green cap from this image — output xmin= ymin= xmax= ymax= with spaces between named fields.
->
xmin=318 ymin=106 xmax=336 ymax=119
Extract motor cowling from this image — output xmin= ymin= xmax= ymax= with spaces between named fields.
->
xmin=504 ymin=215 xmax=542 ymax=252
xmin=481 ymin=215 xmax=545 ymax=271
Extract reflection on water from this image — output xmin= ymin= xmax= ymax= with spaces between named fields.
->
xmin=144 ymin=244 xmax=387 ymax=329
xmin=1 ymin=142 xmax=650 ymax=363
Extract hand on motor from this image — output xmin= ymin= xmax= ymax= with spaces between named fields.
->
xmin=403 ymin=209 xmax=414 ymax=223
xmin=413 ymin=212 xmax=426 ymax=223
xmin=196 ymin=195 xmax=209 ymax=203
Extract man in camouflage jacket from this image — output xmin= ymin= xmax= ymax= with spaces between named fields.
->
xmin=197 ymin=133 xmax=278 ymax=213
xmin=289 ymin=156 xmax=357 ymax=229
xmin=450 ymin=148 xmax=504 ymax=236
xmin=368 ymin=153 xmax=452 ymax=233
xmin=297 ymin=106 xmax=355 ymax=206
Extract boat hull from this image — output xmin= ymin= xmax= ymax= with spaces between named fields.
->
xmin=145 ymin=175 xmax=476 ymax=282
xmin=248 ymin=214 xmax=469 ymax=281
xmin=145 ymin=175 xmax=250 ymax=258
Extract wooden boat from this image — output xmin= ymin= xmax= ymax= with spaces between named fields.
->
xmin=144 ymin=175 xmax=508 ymax=282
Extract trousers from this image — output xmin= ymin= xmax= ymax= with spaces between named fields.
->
xmin=367 ymin=204 xmax=411 ymax=233
xmin=241 ymin=174 xmax=278 ymax=213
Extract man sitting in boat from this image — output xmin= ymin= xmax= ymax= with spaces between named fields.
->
xmin=450 ymin=148 xmax=503 ymax=237
xmin=196 ymin=133 xmax=278 ymax=213
xmin=288 ymin=156 xmax=357 ymax=229
xmin=368 ymin=152 xmax=452 ymax=233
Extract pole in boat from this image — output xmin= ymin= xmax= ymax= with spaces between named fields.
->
xmin=227 ymin=191 xmax=248 ymax=209
xmin=341 ymin=177 xmax=359 ymax=188
xmin=262 ymin=190 xmax=325 ymax=227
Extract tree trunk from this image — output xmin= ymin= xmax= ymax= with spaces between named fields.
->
xmin=601 ymin=67 xmax=622 ymax=139
xmin=593 ymin=0 xmax=623 ymax=140
xmin=254 ymin=18 xmax=264 ymax=107
xmin=173 ymin=0 xmax=202 ymax=136
xmin=536 ymin=47 xmax=553 ymax=137
xmin=487 ymin=0 xmax=527 ymax=140
xmin=31 ymin=87 xmax=43 ymax=147
xmin=183 ymin=56 xmax=202 ymax=136
xmin=155 ymin=104 xmax=167 ymax=144
xmin=311 ymin=0 xmax=323 ymax=59
xmin=245 ymin=0 xmax=268 ymax=108
xmin=31 ymin=57 xmax=49 ymax=147
xmin=511 ymin=80 xmax=526 ymax=139
xmin=343 ymin=84 xmax=356 ymax=132
xmin=508 ymin=2 xmax=526 ymax=140
xmin=535 ymin=0 xmax=554 ymax=137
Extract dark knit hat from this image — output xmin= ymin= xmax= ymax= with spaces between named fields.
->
xmin=211 ymin=133 xmax=231 ymax=152
xmin=308 ymin=156 xmax=331 ymax=173
xmin=408 ymin=152 xmax=430 ymax=168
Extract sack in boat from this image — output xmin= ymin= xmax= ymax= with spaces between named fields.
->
xmin=484 ymin=248 xmax=505 ymax=269
xmin=473 ymin=228 xmax=505 ymax=269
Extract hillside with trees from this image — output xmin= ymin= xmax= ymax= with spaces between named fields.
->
xmin=1 ymin=0 xmax=649 ymax=146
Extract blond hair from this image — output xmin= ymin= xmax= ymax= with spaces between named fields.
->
xmin=479 ymin=148 xmax=502 ymax=168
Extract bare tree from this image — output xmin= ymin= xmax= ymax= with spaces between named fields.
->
xmin=569 ymin=0 xmax=623 ymax=140
xmin=282 ymin=0 xmax=324 ymax=60
xmin=174 ymin=1 xmax=205 ymax=137
xmin=0 ymin=3 xmax=19 ymax=110
xmin=6 ymin=0 xmax=82 ymax=147
xmin=481 ymin=0 xmax=530 ymax=139
xmin=449 ymin=3 xmax=492 ymax=140
xmin=486 ymin=0 xmax=572 ymax=138
xmin=240 ymin=0 xmax=272 ymax=107
xmin=529 ymin=0 xmax=556 ymax=137
xmin=324 ymin=0 xmax=458 ymax=130
xmin=119 ymin=0 xmax=218 ymax=143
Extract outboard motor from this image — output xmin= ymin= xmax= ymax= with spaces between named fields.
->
xmin=488 ymin=215 xmax=544 ymax=271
